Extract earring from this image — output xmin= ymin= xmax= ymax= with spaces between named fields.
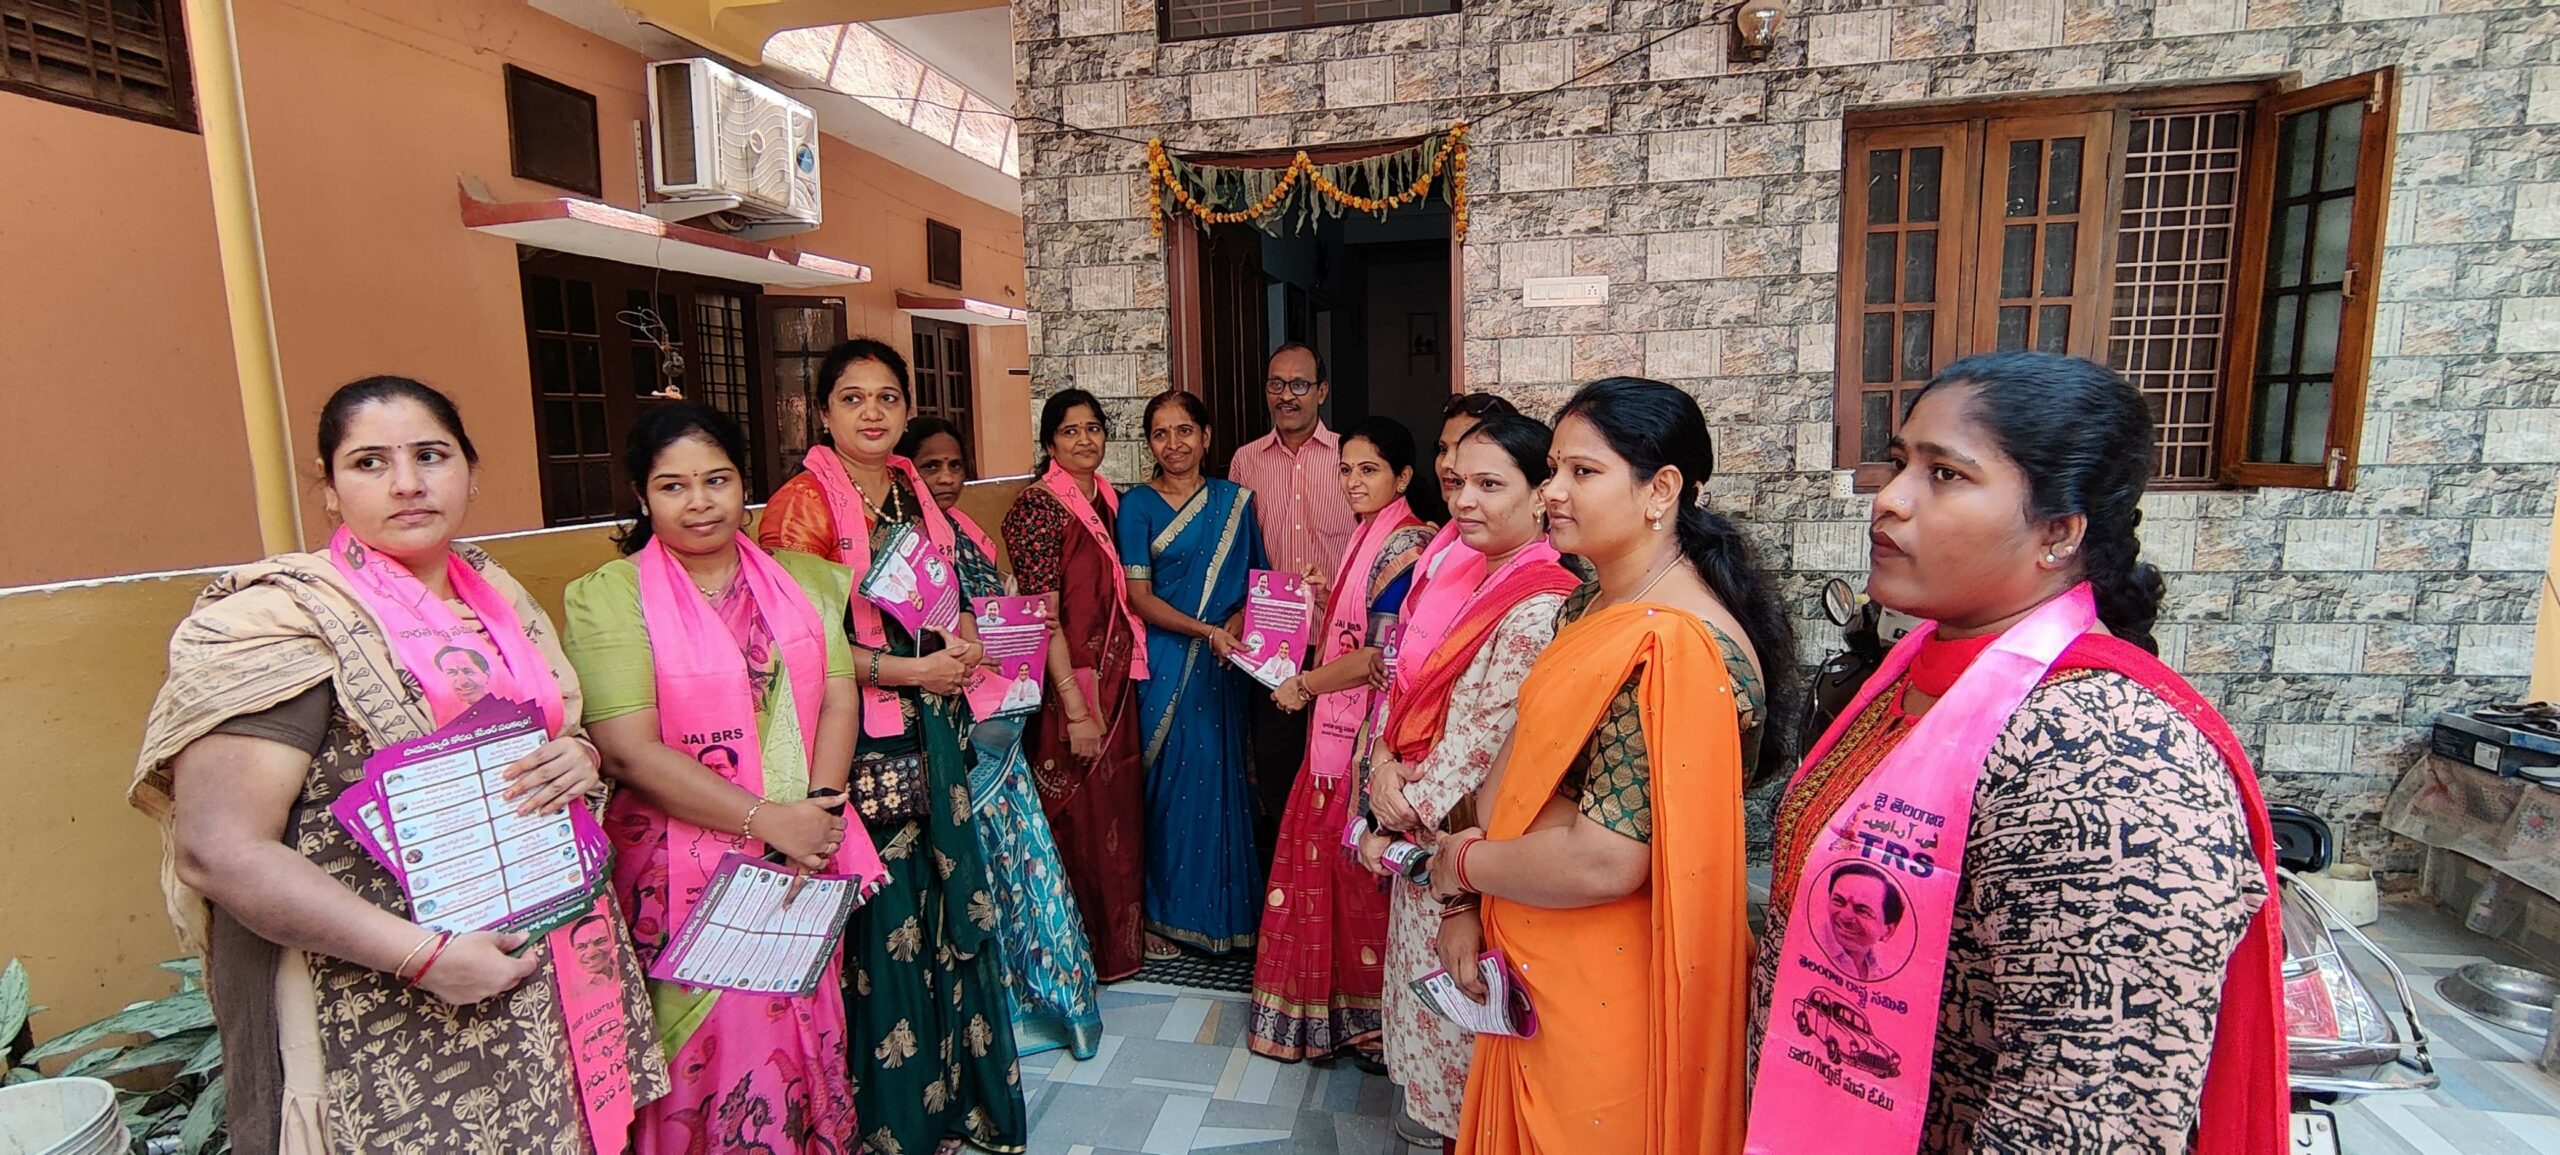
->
xmin=1650 ymin=511 xmax=1665 ymax=532
xmin=2044 ymin=551 xmax=2060 ymax=565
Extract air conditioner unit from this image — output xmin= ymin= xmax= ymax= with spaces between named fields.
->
xmin=645 ymin=57 xmax=821 ymax=240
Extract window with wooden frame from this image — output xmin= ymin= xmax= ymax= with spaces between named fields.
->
xmin=910 ymin=317 xmax=975 ymax=456
xmin=505 ymin=64 xmax=602 ymax=198
xmin=926 ymin=220 xmax=963 ymax=290
xmin=1 ymin=0 xmax=196 ymax=130
xmin=766 ymin=298 xmax=847 ymax=487
xmin=1160 ymin=0 xmax=1457 ymax=42
xmin=1834 ymin=69 xmax=2396 ymax=491
xmin=520 ymin=251 xmax=768 ymax=525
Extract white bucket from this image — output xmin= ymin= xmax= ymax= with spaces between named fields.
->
xmin=0 ymin=1077 xmax=125 ymax=1155
xmin=2306 ymin=864 xmax=2381 ymax=928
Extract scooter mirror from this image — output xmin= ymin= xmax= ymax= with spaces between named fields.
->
xmin=1821 ymin=578 xmax=1857 ymax=627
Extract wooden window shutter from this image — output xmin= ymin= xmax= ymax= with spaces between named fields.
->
xmin=2220 ymin=67 xmax=2398 ymax=490
xmin=1969 ymin=112 xmax=2116 ymax=359
xmin=504 ymin=65 xmax=603 ymax=198
xmin=1836 ymin=122 xmax=1970 ymax=490
xmin=927 ymin=220 xmax=963 ymax=290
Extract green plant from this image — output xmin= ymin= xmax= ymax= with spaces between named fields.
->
xmin=1 ymin=958 xmax=36 ymax=1084
xmin=4 ymin=958 xmax=227 ymax=1155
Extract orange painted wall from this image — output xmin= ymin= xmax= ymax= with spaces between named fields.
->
xmin=0 ymin=0 xmax=1028 ymax=588
xmin=784 ymin=149 xmax=1035 ymax=479
xmin=0 ymin=97 xmax=253 ymax=584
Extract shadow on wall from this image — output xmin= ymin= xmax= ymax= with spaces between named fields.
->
xmin=0 ymin=476 xmax=1039 ymax=1037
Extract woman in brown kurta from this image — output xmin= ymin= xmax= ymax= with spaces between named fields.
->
xmin=132 ymin=377 xmax=667 ymax=1155
xmin=1003 ymin=388 xmax=1149 ymax=981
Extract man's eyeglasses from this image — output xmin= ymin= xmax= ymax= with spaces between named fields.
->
xmin=1264 ymin=377 xmax=1320 ymax=397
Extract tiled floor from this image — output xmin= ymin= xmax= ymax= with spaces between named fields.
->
xmin=2325 ymin=897 xmax=2560 ymax=1153
xmin=1006 ymin=896 xmax=2560 ymax=1154
xmin=1012 ymin=979 xmax=1405 ymax=1155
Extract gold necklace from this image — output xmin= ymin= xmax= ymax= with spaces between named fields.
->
xmin=691 ymin=558 xmax=740 ymax=600
xmin=857 ymin=476 xmax=902 ymax=523
xmin=1606 ymin=548 xmax=1685 ymax=609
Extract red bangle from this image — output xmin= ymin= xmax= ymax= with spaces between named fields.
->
xmin=1454 ymin=835 xmax=1483 ymax=894
xmin=405 ymin=932 xmax=453 ymax=985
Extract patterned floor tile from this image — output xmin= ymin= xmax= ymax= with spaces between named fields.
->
xmin=1011 ymin=897 xmax=2560 ymax=1152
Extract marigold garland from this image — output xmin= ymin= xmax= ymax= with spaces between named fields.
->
xmin=1145 ymin=123 xmax=1469 ymax=243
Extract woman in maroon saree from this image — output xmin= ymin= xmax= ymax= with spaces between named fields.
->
xmin=1004 ymin=389 xmax=1149 ymax=981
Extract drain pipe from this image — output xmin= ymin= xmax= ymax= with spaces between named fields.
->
xmin=184 ymin=0 xmax=302 ymax=554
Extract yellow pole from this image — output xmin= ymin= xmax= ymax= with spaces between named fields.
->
xmin=185 ymin=0 xmax=302 ymax=554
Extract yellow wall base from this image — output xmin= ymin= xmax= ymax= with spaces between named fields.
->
xmin=0 ymin=479 xmax=1035 ymax=1038
xmin=0 ymin=523 xmax=618 ymax=1036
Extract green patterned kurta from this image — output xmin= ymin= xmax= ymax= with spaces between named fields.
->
xmin=839 ymin=487 xmax=1029 ymax=1155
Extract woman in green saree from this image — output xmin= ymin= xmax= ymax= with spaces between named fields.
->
xmin=759 ymin=339 xmax=1028 ymax=1155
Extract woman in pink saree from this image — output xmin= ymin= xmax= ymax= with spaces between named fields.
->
xmin=566 ymin=404 xmax=873 ymax=1154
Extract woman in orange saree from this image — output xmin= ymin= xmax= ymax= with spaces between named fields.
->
xmin=1430 ymin=377 xmax=1795 ymax=1155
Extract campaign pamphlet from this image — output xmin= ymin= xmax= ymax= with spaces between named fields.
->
xmin=964 ymin=595 xmax=1050 ymax=720
xmin=1410 ymin=948 xmax=1539 ymax=1037
xmin=1229 ymin=569 xmax=1313 ymax=689
xmin=646 ymin=853 xmax=863 ymax=996
xmin=859 ymin=523 xmax=963 ymax=637
xmin=330 ymin=695 xmax=609 ymax=939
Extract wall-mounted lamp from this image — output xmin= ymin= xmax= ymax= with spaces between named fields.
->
xmin=1731 ymin=1 xmax=1785 ymax=65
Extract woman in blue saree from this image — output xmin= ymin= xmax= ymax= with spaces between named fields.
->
xmin=1119 ymin=391 xmax=1268 ymax=958
xmin=898 ymin=416 xmax=1105 ymax=1061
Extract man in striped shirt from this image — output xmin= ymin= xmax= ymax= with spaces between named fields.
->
xmin=1226 ymin=343 xmax=1358 ymax=857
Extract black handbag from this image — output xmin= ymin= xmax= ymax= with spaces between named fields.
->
xmin=851 ymin=750 xmax=929 ymax=825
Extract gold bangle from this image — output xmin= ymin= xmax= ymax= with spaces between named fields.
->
xmin=742 ymin=799 xmax=768 ymax=841
xmin=392 ymin=929 xmax=439 ymax=979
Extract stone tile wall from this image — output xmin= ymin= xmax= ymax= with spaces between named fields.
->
xmin=1015 ymin=0 xmax=2560 ymax=866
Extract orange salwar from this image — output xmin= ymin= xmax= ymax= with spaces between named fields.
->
xmin=1458 ymin=602 xmax=1751 ymax=1155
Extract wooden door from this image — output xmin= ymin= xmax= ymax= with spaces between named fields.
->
xmin=1196 ymin=224 xmax=1269 ymax=475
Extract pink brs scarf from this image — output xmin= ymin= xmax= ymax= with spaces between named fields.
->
xmin=327 ymin=524 xmax=632 ymax=1152
xmin=631 ymin=534 xmax=883 ymax=925
xmin=798 ymin=445 xmax=959 ymax=737
xmin=1744 ymin=584 xmax=2095 ymax=1154
xmin=1305 ymin=496 xmax=1418 ymax=787
xmin=1039 ymin=461 xmax=1149 ymax=680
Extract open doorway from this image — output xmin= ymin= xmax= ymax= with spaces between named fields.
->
xmin=1173 ymin=198 xmax=1457 ymax=479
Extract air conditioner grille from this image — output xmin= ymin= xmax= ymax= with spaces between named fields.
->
xmin=654 ymin=63 xmax=698 ymax=187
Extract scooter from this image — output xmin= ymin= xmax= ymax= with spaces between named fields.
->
xmin=1797 ymin=578 xmax=1918 ymax=754
xmin=2270 ymin=805 xmax=2437 ymax=1152
xmin=1802 ymin=579 xmax=2437 ymax=1153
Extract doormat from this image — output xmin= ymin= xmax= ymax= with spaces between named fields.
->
xmin=1135 ymin=948 xmax=1256 ymax=994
